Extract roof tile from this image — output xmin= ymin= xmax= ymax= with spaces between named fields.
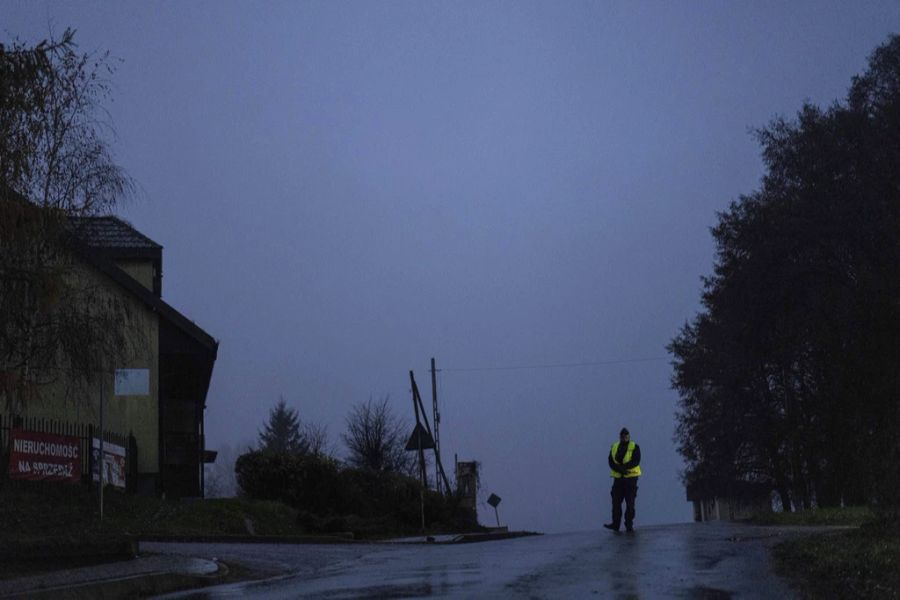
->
xmin=69 ymin=216 xmax=162 ymax=250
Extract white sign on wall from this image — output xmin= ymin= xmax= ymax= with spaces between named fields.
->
xmin=114 ymin=368 xmax=150 ymax=396
xmin=92 ymin=438 xmax=127 ymax=489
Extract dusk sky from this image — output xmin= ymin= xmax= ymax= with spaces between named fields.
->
xmin=4 ymin=1 xmax=899 ymax=532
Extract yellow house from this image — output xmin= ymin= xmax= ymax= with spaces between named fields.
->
xmin=11 ymin=216 xmax=218 ymax=497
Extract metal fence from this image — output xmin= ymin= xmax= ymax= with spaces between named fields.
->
xmin=0 ymin=413 xmax=137 ymax=491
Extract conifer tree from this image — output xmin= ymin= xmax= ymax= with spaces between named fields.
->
xmin=258 ymin=397 xmax=308 ymax=454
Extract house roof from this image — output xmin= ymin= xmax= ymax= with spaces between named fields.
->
xmin=68 ymin=216 xmax=162 ymax=260
xmin=67 ymin=218 xmax=217 ymax=357
xmin=1 ymin=187 xmax=216 ymax=360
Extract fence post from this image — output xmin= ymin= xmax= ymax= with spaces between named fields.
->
xmin=127 ymin=432 xmax=138 ymax=494
xmin=0 ymin=414 xmax=5 ymax=479
xmin=87 ymin=424 xmax=94 ymax=486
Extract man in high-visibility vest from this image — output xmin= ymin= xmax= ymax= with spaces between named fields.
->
xmin=604 ymin=427 xmax=642 ymax=532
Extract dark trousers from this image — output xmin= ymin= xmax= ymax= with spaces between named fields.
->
xmin=610 ymin=477 xmax=638 ymax=529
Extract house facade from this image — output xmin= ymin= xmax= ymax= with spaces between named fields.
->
xmin=5 ymin=216 xmax=217 ymax=497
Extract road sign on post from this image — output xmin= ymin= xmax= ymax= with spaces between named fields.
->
xmin=487 ymin=493 xmax=502 ymax=527
xmin=404 ymin=423 xmax=435 ymax=451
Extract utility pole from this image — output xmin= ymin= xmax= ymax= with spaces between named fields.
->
xmin=409 ymin=372 xmax=451 ymax=495
xmin=430 ymin=357 xmax=440 ymax=494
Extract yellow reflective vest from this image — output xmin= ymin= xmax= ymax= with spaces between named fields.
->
xmin=610 ymin=441 xmax=641 ymax=478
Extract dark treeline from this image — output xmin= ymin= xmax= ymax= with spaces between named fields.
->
xmin=234 ymin=396 xmax=477 ymax=537
xmin=670 ymin=35 xmax=900 ymax=516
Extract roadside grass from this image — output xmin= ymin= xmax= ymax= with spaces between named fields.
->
xmin=1 ymin=478 xmax=477 ymax=543
xmin=0 ymin=478 xmax=485 ymax=580
xmin=748 ymin=506 xmax=900 ymax=599
xmin=0 ymin=479 xmax=305 ymax=548
xmin=774 ymin=526 xmax=900 ymax=599
xmin=103 ymin=494 xmax=304 ymax=537
xmin=0 ymin=479 xmax=314 ymax=578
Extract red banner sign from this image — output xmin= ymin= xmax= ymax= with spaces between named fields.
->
xmin=8 ymin=428 xmax=81 ymax=483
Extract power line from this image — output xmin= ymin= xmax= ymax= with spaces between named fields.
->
xmin=442 ymin=356 xmax=669 ymax=373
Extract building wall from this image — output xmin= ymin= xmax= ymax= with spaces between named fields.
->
xmin=17 ymin=258 xmax=160 ymax=477
xmin=454 ymin=461 xmax=479 ymax=528
xmin=693 ymin=496 xmax=772 ymax=521
xmin=114 ymin=259 xmax=155 ymax=293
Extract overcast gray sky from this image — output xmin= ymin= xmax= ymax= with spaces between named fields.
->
xmin=4 ymin=1 xmax=900 ymax=532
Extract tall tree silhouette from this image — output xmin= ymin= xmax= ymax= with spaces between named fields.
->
xmin=670 ymin=35 xmax=900 ymax=514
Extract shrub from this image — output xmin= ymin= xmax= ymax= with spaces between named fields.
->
xmin=237 ymin=450 xmax=481 ymax=536
xmin=235 ymin=450 xmax=342 ymax=515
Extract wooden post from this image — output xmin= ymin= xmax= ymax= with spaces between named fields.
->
xmin=419 ymin=434 xmax=426 ymax=533
xmin=87 ymin=424 xmax=94 ymax=486
xmin=410 ymin=371 xmax=426 ymax=533
xmin=430 ymin=357 xmax=440 ymax=495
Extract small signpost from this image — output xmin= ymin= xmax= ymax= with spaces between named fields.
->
xmin=98 ymin=368 xmax=149 ymax=518
xmin=404 ymin=423 xmax=435 ymax=451
xmin=99 ymin=378 xmax=105 ymax=519
xmin=487 ymin=493 xmax=502 ymax=527
xmin=406 ymin=422 xmax=436 ymax=534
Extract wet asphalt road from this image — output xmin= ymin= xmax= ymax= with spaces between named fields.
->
xmin=149 ymin=522 xmax=804 ymax=599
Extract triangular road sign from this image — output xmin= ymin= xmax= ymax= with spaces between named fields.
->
xmin=405 ymin=422 xmax=436 ymax=451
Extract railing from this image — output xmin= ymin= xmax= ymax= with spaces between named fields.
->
xmin=0 ymin=413 xmax=137 ymax=491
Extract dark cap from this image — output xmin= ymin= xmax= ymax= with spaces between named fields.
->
xmin=620 ymin=427 xmax=630 ymax=436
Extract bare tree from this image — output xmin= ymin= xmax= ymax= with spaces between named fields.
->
xmin=1 ymin=29 xmax=136 ymax=412
xmin=204 ymin=441 xmax=246 ymax=498
xmin=342 ymin=396 xmax=414 ymax=474
xmin=304 ymin=421 xmax=332 ymax=458
xmin=1 ymin=28 xmax=132 ymax=214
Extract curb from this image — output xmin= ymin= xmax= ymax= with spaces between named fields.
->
xmin=139 ymin=533 xmax=360 ymax=544
xmin=381 ymin=531 xmax=542 ymax=544
xmin=0 ymin=538 xmax=138 ymax=563
xmin=448 ymin=531 xmax=542 ymax=544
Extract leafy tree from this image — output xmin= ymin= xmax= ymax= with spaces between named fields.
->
xmin=670 ymin=35 xmax=900 ymax=513
xmin=342 ymin=396 xmax=414 ymax=475
xmin=258 ymin=397 xmax=309 ymax=454
xmin=1 ymin=29 xmax=135 ymax=412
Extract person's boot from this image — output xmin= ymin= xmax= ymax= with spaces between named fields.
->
xmin=603 ymin=523 xmax=619 ymax=532
xmin=625 ymin=525 xmax=634 ymax=532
